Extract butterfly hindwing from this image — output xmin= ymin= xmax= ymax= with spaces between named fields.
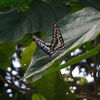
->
xmin=50 ymin=24 xmax=58 ymax=51
xmin=51 ymin=24 xmax=64 ymax=51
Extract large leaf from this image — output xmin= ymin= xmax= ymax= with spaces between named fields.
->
xmin=32 ymin=71 xmax=75 ymax=100
xmin=0 ymin=1 xmax=70 ymax=42
xmin=23 ymin=7 xmax=100 ymax=82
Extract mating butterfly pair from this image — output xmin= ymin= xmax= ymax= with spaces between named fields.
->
xmin=32 ymin=24 xmax=64 ymax=56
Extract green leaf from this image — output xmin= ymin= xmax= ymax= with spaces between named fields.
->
xmin=32 ymin=72 xmax=75 ymax=100
xmin=0 ymin=0 xmax=27 ymax=8
xmin=0 ymin=42 xmax=16 ymax=69
xmin=17 ymin=34 xmax=33 ymax=46
xmin=0 ymin=1 xmax=70 ymax=42
xmin=21 ymin=42 xmax=36 ymax=72
xmin=23 ymin=7 xmax=100 ymax=82
xmin=44 ymin=44 xmax=100 ymax=75
xmin=69 ymin=0 xmax=83 ymax=13
xmin=32 ymin=94 xmax=47 ymax=100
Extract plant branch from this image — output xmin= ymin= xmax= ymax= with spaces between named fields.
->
xmin=75 ymin=94 xmax=99 ymax=100
xmin=0 ymin=75 xmax=37 ymax=94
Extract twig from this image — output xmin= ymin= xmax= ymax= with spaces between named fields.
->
xmin=0 ymin=75 xmax=37 ymax=94
xmin=76 ymin=94 xmax=98 ymax=100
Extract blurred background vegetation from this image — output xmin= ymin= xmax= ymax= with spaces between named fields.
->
xmin=0 ymin=0 xmax=100 ymax=100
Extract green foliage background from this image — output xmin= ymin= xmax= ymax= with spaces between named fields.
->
xmin=0 ymin=0 xmax=100 ymax=100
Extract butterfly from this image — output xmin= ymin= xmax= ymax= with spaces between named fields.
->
xmin=32 ymin=24 xmax=64 ymax=56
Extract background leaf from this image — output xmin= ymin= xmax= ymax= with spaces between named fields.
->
xmin=32 ymin=71 xmax=75 ymax=100
xmin=21 ymin=42 xmax=36 ymax=72
xmin=0 ymin=0 xmax=27 ymax=10
xmin=0 ymin=42 xmax=16 ymax=69
xmin=0 ymin=1 xmax=70 ymax=42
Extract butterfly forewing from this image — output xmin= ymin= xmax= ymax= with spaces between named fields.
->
xmin=32 ymin=35 xmax=52 ymax=55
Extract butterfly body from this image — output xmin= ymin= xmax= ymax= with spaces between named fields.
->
xmin=32 ymin=24 xmax=64 ymax=56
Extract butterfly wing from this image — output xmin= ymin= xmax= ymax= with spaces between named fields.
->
xmin=50 ymin=24 xmax=58 ymax=51
xmin=32 ymin=35 xmax=52 ymax=55
xmin=32 ymin=24 xmax=64 ymax=56
xmin=51 ymin=24 xmax=64 ymax=51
